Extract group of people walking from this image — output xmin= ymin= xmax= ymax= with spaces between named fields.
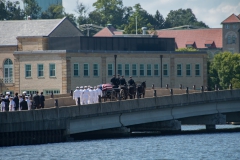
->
xmin=73 ymin=85 xmax=102 ymax=105
xmin=111 ymin=75 xmax=135 ymax=87
xmin=0 ymin=91 xmax=45 ymax=112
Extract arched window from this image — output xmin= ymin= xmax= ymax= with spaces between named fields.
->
xmin=232 ymin=35 xmax=236 ymax=44
xmin=227 ymin=35 xmax=232 ymax=44
xmin=3 ymin=59 xmax=13 ymax=83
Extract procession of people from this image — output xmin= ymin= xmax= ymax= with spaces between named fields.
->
xmin=0 ymin=76 xmax=135 ymax=111
xmin=73 ymin=85 xmax=102 ymax=105
xmin=0 ymin=91 xmax=44 ymax=112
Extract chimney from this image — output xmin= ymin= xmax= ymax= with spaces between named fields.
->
xmin=142 ymin=27 xmax=147 ymax=35
xmin=107 ymin=24 xmax=112 ymax=28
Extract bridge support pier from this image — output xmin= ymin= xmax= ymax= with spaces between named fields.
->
xmin=128 ymin=120 xmax=181 ymax=132
xmin=180 ymin=113 xmax=226 ymax=130
xmin=206 ymin=125 xmax=216 ymax=130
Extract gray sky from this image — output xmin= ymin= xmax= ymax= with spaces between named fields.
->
xmin=63 ymin=0 xmax=240 ymax=28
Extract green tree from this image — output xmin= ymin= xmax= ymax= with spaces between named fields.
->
xmin=0 ymin=0 xmax=24 ymax=20
xmin=123 ymin=3 xmax=153 ymax=34
xmin=153 ymin=10 xmax=165 ymax=29
xmin=23 ymin=0 xmax=41 ymax=19
xmin=165 ymin=8 xmax=209 ymax=28
xmin=41 ymin=4 xmax=64 ymax=19
xmin=75 ymin=1 xmax=89 ymax=25
xmin=176 ymin=47 xmax=198 ymax=51
xmin=90 ymin=0 xmax=124 ymax=27
xmin=208 ymin=52 xmax=240 ymax=89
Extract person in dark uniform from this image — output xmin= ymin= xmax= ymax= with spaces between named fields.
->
xmin=116 ymin=74 xmax=120 ymax=86
xmin=39 ymin=92 xmax=45 ymax=109
xmin=33 ymin=91 xmax=40 ymax=109
xmin=120 ymin=75 xmax=127 ymax=86
xmin=20 ymin=98 xmax=28 ymax=110
xmin=110 ymin=75 xmax=116 ymax=85
xmin=128 ymin=76 xmax=135 ymax=86
xmin=13 ymin=93 xmax=19 ymax=111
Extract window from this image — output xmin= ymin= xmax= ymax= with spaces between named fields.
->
xmin=117 ymin=64 xmax=122 ymax=75
xmin=49 ymin=64 xmax=56 ymax=77
xmin=163 ymin=64 xmax=168 ymax=76
xmin=205 ymin=44 xmax=211 ymax=47
xmin=140 ymin=64 xmax=144 ymax=76
xmin=25 ymin=64 xmax=31 ymax=78
xmin=22 ymin=90 xmax=38 ymax=95
xmin=3 ymin=59 xmax=13 ymax=83
xmin=195 ymin=64 xmax=200 ymax=76
xmin=233 ymin=24 xmax=237 ymax=29
xmin=186 ymin=44 xmax=193 ymax=48
xmin=108 ymin=64 xmax=113 ymax=76
xmin=147 ymin=64 xmax=151 ymax=76
xmin=232 ymin=35 xmax=236 ymax=44
xmin=125 ymin=64 xmax=130 ymax=76
xmin=177 ymin=64 xmax=182 ymax=76
xmin=225 ymin=24 xmax=229 ymax=29
xmin=44 ymin=89 xmax=60 ymax=95
xmin=132 ymin=64 xmax=137 ymax=76
xmin=93 ymin=64 xmax=98 ymax=76
xmin=38 ymin=64 xmax=44 ymax=77
xmin=84 ymin=64 xmax=89 ymax=76
xmin=73 ymin=63 xmax=79 ymax=76
xmin=154 ymin=64 xmax=159 ymax=76
xmin=186 ymin=64 xmax=191 ymax=76
xmin=227 ymin=35 xmax=232 ymax=44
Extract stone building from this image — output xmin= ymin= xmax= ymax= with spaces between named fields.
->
xmin=0 ymin=17 xmax=207 ymax=95
xmin=221 ymin=14 xmax=240 ymax=53
xmin=0 ymin=17 xmax=83 ymax=95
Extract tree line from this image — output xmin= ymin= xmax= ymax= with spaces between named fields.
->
xmin=0 ymin=0 xmax=209 ymax=34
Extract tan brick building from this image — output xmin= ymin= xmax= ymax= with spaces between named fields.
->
xmin=0 ymin=17 xmax=208 ymax=95
xmin=0 ymin=17 xmax=83 ymax=95
xmin=221 ymin=14 xmax=240 ymax=53
xmin=13 ymin=49 xmax=207 ymax=94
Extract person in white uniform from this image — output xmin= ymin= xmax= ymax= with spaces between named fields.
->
xmin=79 ymin=86 xmax=84 ymax=105
xmin=9 ymin=97 xmax=15 ymax=111
xmin=73 ymin=86 xmax=80 ymax=105
xmin=88 ymin=87 xmax=94 ymax=104
xmin=25 ymin=96 xmax=31 ymax=110
xmin=82 ymin=86 xmax=89 ymax=105
xmin=1 ymin=95 xmax=5 ymax=112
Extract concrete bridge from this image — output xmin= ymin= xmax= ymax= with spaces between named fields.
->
xmin=1 ymin=89 xmax=240 ymax=146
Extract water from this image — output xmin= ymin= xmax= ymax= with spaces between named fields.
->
xmin=1 ymin=125 xmax=240 ymax=160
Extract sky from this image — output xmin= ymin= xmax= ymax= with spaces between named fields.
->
xmin=63 ymin=0 xmax=240 ymax=28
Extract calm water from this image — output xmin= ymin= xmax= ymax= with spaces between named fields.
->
xmin=0 ymin=125 xmax=240 ymax=160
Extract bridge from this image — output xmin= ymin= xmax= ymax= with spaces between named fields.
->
xmin=1 ymin=89 xmax=240 ymax=146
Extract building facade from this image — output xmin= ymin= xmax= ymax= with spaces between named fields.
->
xmin=221 ymin=14 xmax=240 ymax=53
xmin=14 ymin=50 xmax=207 ymax=95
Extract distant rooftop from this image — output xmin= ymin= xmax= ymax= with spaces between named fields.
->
xmin=221 ymin=14 xmax=240 ymax=24
xmin=0 ymin=18 xmax=65 ymax=45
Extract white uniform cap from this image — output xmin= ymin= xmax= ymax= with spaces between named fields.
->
xmin=84 ymin=86 xmax=88 ymax=89
xmin=6 ymin=92 xmax=10 ymax=95
xmin=80 ymin=86 xmax=83 ymax=89
xmin=90 ymin=86 xmax=93 ymax=89
xmin=22 ymin=91 xmax=26 ymax=94
xmin=10 ymin=96 xmax=13 ymax=99
xmin=94 ymin=86 xmax=97 ymax=89
xmin=25 ymin=96 xmax=29 ymax=98
xmin=76 ymin=86 xmax=79 ymax=89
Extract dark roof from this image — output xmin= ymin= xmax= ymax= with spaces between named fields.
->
xmin=221 ymin=14 xmax=240 ymax=24
xmin=0 ymin=18 xmax=65 ymax=45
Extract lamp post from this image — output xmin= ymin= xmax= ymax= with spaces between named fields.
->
xmin=136 ymin=16 xmax=137 ymax=35
xmin=114 ymin=55 xmax=117 ymax=76
xmin=160 ymin=55 xmax=163 ymax=88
